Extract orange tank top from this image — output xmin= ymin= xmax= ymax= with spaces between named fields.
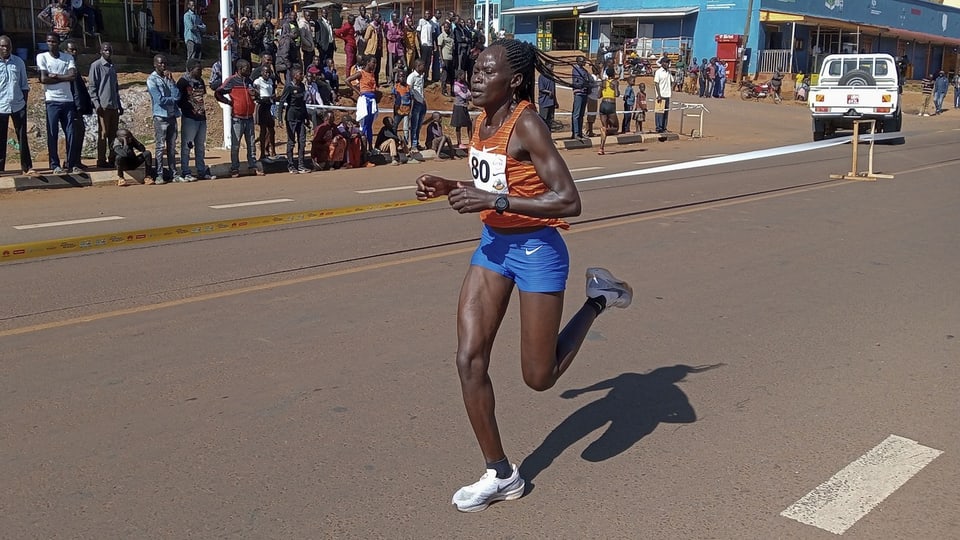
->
xmin=359 ymin=70 xmax=376 ymax=93
xmin=468 ymin=101 xmax=569 ymax=230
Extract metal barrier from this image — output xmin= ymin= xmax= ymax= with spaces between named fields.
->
xmin=674 ymin=101 xmax=709 ymax=139
xmin=828 ymin=120 xmax=895 ymax=182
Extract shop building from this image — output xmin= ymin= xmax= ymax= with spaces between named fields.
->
xmin=502 ymin=0 xmax=960 ymax=79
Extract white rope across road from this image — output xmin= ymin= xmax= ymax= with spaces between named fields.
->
xmin=575 ymin=132 xmax=903 ymax=184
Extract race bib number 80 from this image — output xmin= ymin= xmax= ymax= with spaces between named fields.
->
xmin=468 ymin=147 xmax=508 ymax=194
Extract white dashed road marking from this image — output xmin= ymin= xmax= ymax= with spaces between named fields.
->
xmin=698 ymin=153 xmax=729 ymax=158
xmin=356 ymin=186 xmax=417 ymax=194
xmin=13 ymin=216 xmax=125 ymax=230
xmin=780 ymin=434 xmax=943 ymax=535
xmin=570 ymin=166 xmax=605 ymax=172
xmin=634 ymin=159 xmax=673 ymax=165
xmin=209 ymin=199 xmax=294 ymax=209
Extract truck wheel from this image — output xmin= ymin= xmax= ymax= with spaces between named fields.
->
xmin=838 ymin=70 xmax=876 ymax=86
xmin=813 ymin=131 xmax=825 ymax=141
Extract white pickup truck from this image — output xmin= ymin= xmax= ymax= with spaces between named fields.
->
xmin=808 ymin=53 xmax=903 ymax=141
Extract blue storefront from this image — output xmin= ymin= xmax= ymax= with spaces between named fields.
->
xmin=502 ymin=0 xmax=960 ymax=79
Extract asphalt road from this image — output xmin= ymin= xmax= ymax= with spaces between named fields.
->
xmin=1 ymin=100 xmax=958 ymax=539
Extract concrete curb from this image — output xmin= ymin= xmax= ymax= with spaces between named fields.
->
xmin=0 ymin=131 xmax=680 ymax=192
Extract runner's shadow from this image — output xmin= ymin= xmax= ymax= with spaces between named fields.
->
xmin=520 ymin=364 xmax=722 ymax=489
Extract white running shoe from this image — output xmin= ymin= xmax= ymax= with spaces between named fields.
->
xmin=451 ymin=464 xmax=524 ymax=512
xmin=586 ymin=267 xmax=633 ymax=310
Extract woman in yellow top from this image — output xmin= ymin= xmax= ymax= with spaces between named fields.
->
xmin=415 ymin=39 xmax=633 ymax=512
xmin=597 ymin=67 xmax=620 ymax=155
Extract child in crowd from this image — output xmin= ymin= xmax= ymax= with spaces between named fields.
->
xmin=279 ymin=65 xmax=309 ymax=173
xmin=425 ymin=111 xmax=455 ymax=159
xmin=392 ymin=68 xmax=412 ymax=147
xmin=323 ymin=58 xmax=340 ymax=95
xmin=621 ymin=76 xmax=636 ymax=134
xmin=113 ymin=129 xmax=155 ymax=186
xmin=338 ymin=117 xmax=365 ymax=169
xmin=253 ymin=64 xmax=278 ymax=162
xmin=634 ymin=82 xmax=648 ymax=133
xmin=305 ymin=67 xmax=324 ymax=131
xmin=450 ymin=69 xmax=472 ymax=149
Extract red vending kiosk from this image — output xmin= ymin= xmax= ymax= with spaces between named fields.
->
xmin=714 ymin=34 xmax=743 ymax=81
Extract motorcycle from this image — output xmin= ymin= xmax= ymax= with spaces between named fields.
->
xmin=624 ymin=57 xmax=651 ymax=77
xmin=739 ymin=79 xmax=782 ymax=103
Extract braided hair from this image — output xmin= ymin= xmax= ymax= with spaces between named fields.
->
xmin=487 ymin=38 xmax=581 ymax=105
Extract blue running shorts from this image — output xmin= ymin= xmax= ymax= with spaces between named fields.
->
xmin=470 ymin=224 xmax=570 ymax=293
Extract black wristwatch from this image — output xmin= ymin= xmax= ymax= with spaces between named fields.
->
xmin=494 ymin=195 xmax=510 ymax=214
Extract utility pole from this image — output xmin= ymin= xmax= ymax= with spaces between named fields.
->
xmin=737 ymin=0 xmax=755 ymax=82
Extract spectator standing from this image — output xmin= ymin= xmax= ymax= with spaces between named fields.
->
xmin=354 ymin=6 xmax=369 ymax=55
xmin=88 ymin=41 xmax=122 ymax=169
xmin=450 ymin=69 xmax=472 ymax=148
xmin=537 ymin=61 xmax=557 ymax=130
xmin=345 ymin=55 xmax=379 ymax=149
xmin=183 ymin=0 xmax=205 ymax=61
xmin=280 ymin=11 xmax=301 ymax=68
xmin=318 ymin=9 xmax=336 ymax=65
xmin=113 ymin=129 xmax=154 ymax=186
xmin=698 ymin=58 xmax=709 ymax=98
xmin=38 ymin=0 xmax=73 ymax=43
xmin=298 ymin=9 xmax=317 ymax=69
xmin=570 ymin=55 xmax=590 ymax=140
xmin=253 ymin=64 xmax=277 ymax=163
xmin=176 ymin=59 xmax=211 ymax=181
xmin=954 ymin=72 xmax=960 ymax=109
xmin=585 ymin=64 xmax=600 ymax=137
xmin=933 ymin=70 xmax=948 ymax=115
xmin=64 ymin=40 xmax=92 ymax=170
xmin=417 ymin=10 xmax=435 ymax=81
xmin=919 ymin=73 xmax=934 ymax=116
xmin=257 ymin=10 xmax=276 ymax=57
xmin=146 ymin=54 xmax=182 ymax=183
xmin=705 ymin=58 xmax=715 ymax=98
xmin=714 ymin=60 xmax=726 ymax=98
xmin=304 ymin=66 xmax=323 ymax=130
xmin=406 ymin=59 xmax=427 ymax=151
xmin=279 ymin=65 xmax=309 ymax=174
xmin=37 ymin=33 xmax=78 ymax=174
xmin=71 ymin=0 xmax=98 ymax=36
xmin=215 ymin=59 xmax=265 ymax=177
xmin=620 ymin=75 xmax=635 ymax=134
xmin=437 ymin=22 xmax=454 ymax=95
xmin=674 ymin=56 xmax=686 ymax=92
xmin=322 ymin=58 xmax=340 ymax=96
xmin=425 ymin=111 xmax=454 ymax=159
xmin=238 ymin=7 xmax=256 ymax=62
xmin=687 ymin=58 xmax=699 ymax=94
xmin=403 ymin=7 xmax=418 ymax=68
xmin=363 ymin=13 xmax=383 ymax=84
xmin=0 ymin=35 xmax=35 ymax=176
xmin=634 ymin=82 xmax=648 ymax=132
xmin=386 ymin=12 xmax=405 ymax=82
xmin=335 ymin=14 xmax=357 ymax=71
xmin=209 ymin=58 xmax=223 ymax=90
xmin=653 ymin=57 xmax=673 ymax=133
xmin=391 ymin=68 xmax=411 ymax=147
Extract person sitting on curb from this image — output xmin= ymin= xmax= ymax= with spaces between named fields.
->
xmin=374 ymin=116 xmax=406 ymax=166
xmin=113 ymin=128 xmax=154 ymax=186
xmin=425 ymin=111 xmax=455 ymax=159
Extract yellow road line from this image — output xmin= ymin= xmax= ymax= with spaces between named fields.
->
xmin=1 ymin=199 xmax=430 ymax=263
xmin=0 ymin=181 xmax=847 ymax=338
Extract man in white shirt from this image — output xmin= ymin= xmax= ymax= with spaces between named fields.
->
xmin=37 ymin=33 xmax=79 ymax=174
xmin=653 ymin=57 xmax=673 ymax=133
xmin=406 ymin=59 xmax=426 ymax=150
xmin=417 ymin=10 xmax=435 ymax=81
